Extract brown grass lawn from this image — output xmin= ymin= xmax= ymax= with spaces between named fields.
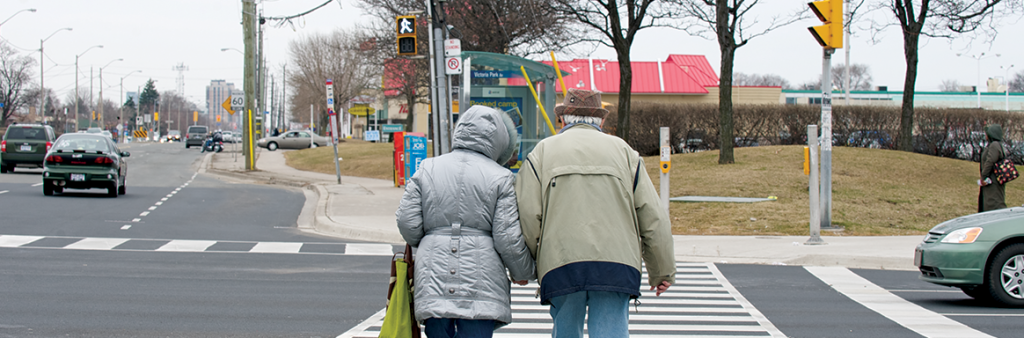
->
xmin=285 ymin=141 xmax=1024 ymax=236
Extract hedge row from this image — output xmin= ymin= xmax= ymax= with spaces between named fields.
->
xmin=606 ymin=103 xmax=1024 ymax=163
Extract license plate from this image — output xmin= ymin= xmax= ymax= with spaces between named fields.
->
xmin=20 ymin=145 xmax=31 ymax=151
xmin=914 ymin=248 xmax=923 ymax=267
xmin=70 ymin=173 xmax=85 ymax=182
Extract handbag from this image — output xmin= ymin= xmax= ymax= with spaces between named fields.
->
xmin=994 ymin=144 xmax=1019 ymax=185
xmin=380 ymin=244 xmax=420 ymax=338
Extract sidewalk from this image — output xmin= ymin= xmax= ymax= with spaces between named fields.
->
xmin=206 ymin=149 xmax=920 ymax=271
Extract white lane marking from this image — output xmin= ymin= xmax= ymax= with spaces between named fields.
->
xmin=249 ymin=242 xmax=304 ymax=253
xmin=0 ymin=235 xmax=44 ymax=247
xmin=132 ymin=218 xmax=141 ymax=222
xmin=709 ymin=263 xmax=786 ymax=337
xmin=335 ymin=308 xmax=387 ymax=338
xmin=148 ymin=206 xmax=157 ymax=210
xmin=156 ymin=240 xmax=217 ymax=252
xmin=343 ymin=243 xmax=395 ymax=256
xmin=155 ymin=202 xmax=163 ymax=205
xmin=31 ymin=183 xmax=43 ymax=187
xmin=139 ymin=211 xmax=150 ymax=217
xmin=121 ymin=225 xmax=131 ymax=230
xmin=161 ymin=197 xmax=168 ymax=201
xmin=175 ymin=188 xmax=181 ymax=191
xmin=64 ymin=237 xmax=130 ymax=250
xmin=166 ymin=194 xmax=173 ymax=198
xmin=0 ymin=190 xmax=8 ymax=195
xmin=806 ymin=266 xmax=995 ymax=338
xmin=943 ymin=313 xmax=1024 ymax=317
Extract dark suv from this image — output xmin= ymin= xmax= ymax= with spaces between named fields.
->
xmin=185 ymin=125 xmax=209 ymax=148
xmin=1 ymin=124 xmax=57 ymax=173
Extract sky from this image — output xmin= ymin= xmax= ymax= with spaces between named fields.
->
xmin=1 ymin=0 xmax=1021 ymax=113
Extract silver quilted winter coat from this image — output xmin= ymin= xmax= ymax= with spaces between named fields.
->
xmin=396 ymin=105 xmax=536 ymax=326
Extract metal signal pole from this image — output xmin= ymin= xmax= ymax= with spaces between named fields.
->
xmin=243 ymin=0 xmax=257 ymax=170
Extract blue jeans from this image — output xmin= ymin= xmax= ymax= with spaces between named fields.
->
xmin=549 ymin=291 xmax=629 ymax=338
xmin=423 ymin=318 xmax=496 ymax=338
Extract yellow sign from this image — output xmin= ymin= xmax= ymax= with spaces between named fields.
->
xmin=193 ymin=111 xmax=198 ymax=122
xmin=348 ymin=105 xmax=375 ymax=116
xmin=154 ymin=112 xmax=159 ymax=121
xmin=222 ymin=98 xmax=235 ymax=115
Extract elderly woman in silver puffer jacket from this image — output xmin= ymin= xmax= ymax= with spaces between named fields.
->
xmin=396 ymin=105 xmax=536 ymax=338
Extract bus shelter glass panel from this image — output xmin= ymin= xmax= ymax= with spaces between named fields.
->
xmin=458 ymin=52 xmax=566 ymax=171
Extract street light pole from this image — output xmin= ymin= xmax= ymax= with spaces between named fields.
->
xmin=0 ymin=8 xmax=36 ymax=29
xmin=960 ymin=52 xmax=1001 ymax=109
xmin=1004 ymin=65 xmax=1015 ymax=112
xmin=39 ymin=27 xmax=72 ymax=121
xmin=98 ymin=58 xmax=123 ymax=130
xmin=74 ymin=45 xmax=103 ymax=132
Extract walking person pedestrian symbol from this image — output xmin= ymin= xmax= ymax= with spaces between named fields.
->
xmin=398 ymin=18 xmax=414 ymax=34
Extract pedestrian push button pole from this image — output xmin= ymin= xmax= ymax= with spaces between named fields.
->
xmin=659 ymin=127 xmax=671 ymax=215
xmin=806 ymin=125 xmax=825 ymax=245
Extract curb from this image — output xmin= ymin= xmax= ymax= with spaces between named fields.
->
xmin=308 ymin=184 xmax=404 ymax=244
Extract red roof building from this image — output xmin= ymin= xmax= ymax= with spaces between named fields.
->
xmin=538 ymin=55 xmax=721 ymax=95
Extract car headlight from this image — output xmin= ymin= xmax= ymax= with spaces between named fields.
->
xmin=941 ymin=227 xmax=984 ymax=244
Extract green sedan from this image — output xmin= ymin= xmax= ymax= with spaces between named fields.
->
xmin=916 ymin=207 xmax=1024 ymax=307
xmin=42 ymin=133 xmax=130 ymax=197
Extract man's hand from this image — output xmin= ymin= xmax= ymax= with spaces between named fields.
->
xmin=513 ymin=280 xmax=528 ymax=286
xmin=650 ymin=281 xmax=671 ymax=296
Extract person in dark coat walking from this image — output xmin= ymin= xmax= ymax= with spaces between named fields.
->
xmin=979 ymin=124 xmax=1007 ymax=212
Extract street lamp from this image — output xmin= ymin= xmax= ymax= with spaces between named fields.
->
xmin=0 ymin=8 xmax=36 ymax=28
xmin=74 ymin=45 xmax=103 ymax=132
xmin=958 ymin=52 xmax=1001 ymax=109
xmin=1003 ymin=64 xmax=1015 ymax=112
xmin=119 ymin=70 xmax=141 ymax=143
xmin=221 ymin=47 xmax=243 ymax=54
xmin=39 ymin=27 xmax=72 ymax=120
xmin=97 ymin=58 xmax=122 ymax=129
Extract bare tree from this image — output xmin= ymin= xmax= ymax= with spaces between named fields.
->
xmin=0 ymin=42 xmax=36 ymax=127
xmin=287 ymin=29 xmax=379 ymax=135
xmin=831 ymin=63 xmax=873 ymax=91
xmin=733 ymin=73 xmax=792 ymax=89
xmin=549 ymin=0 xmax=678 ymax=143
xmin=877 ymin=0 xmax=1023 ymax=151
xmin=939 ymin=79 xmax=963 ymax=92
xmin=674 ymin=0 xmax=806 ymax=164
xmin=1011 ymin=70 xmax=1024 ymax=93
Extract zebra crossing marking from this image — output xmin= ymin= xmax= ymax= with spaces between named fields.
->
xmin=0 ymin=234 xmax=398 ymax=256
xmin=338 ymin=262 xmax=785 ymax=338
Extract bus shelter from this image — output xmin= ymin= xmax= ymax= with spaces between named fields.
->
xmin=458 ymin=51 xmax=568 ymax=169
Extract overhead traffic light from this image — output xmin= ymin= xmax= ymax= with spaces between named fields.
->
xmin=808 ymin=0 xmax=843 ymax=49
xmin=396 ymin=15 xmax=417 ymax=56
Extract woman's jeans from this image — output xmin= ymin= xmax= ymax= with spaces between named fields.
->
xmin=549 ymin=291 xmax=630 ymax=338
xmin=423 ymin=318 xmax=496 ymax=338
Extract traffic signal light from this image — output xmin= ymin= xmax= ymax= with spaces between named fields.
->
xmin=216 ymin=115 xmax=221 ymax=122
xmin=808 ymin=0 xmax=843 ymax=49
xmin=396 ymin=15 xmax=417 ymax=56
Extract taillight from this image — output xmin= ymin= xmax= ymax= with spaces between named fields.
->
xmin=0 ymin=140 xmax=5 ymax=152
xmin=45 ymin=155 xmax=63 ymax=163
xmin=46 ymin=141 xmax=52 ymax=152
xmin=94 ymin=157 xmax=115 ymax=164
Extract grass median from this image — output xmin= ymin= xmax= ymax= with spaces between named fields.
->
xmin=285 ymin=140 xmax=1023 ymax=236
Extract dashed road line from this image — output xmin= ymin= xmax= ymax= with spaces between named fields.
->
xmin=0 ymin=234 xmax=399 ymax=256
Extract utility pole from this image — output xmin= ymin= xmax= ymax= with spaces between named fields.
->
xmin=243 ymin=0 xmax=257 ymax=170
xmin=428 ymin=0 xmax=451 ymax=155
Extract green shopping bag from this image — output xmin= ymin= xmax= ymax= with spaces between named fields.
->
xmin=380 ymin=257 xmax=415 ymax=338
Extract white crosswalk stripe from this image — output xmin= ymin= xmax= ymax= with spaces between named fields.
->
xmin=339 ymin=262 xmax=785 ymax=338
xmin=0 ymin=234 xmax=399 ymax=256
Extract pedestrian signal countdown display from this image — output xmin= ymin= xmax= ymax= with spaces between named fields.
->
xmin=396 ymin=15 xmax=417 ymax=56
xmin=808 ymin=0 xmax=843 ymax=49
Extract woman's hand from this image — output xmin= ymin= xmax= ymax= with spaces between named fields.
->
xmin=513 ymin=280 xmax=528 ymax=286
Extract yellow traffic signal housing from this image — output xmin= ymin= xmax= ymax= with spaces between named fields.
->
xmin=808 ymin=0 xmax=843 ymax=49
xmin=396 ymin=15 xmax=417 ymax=56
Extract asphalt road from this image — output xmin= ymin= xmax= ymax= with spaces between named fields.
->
xmin=0 ymin=142 xmax=393 ymax=337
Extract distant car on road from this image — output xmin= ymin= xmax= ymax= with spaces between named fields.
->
xmin=916 ymin=207 xmax=1024 ymax=307
xmin=1 ymin=123 xmax=57 ymax=173
xmin=257 ymin=130 xmax=330 ymax=151
xmin=165 ymin=130 xmax=181 ymax=142
xmin=185 ymin=125 xmax=209 ymax=149
xmin=42 ymin=133 xmax=129 ymax=197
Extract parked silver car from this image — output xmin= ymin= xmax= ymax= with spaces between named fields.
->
xmin=257 ymin=130 xmax=330 ymax=151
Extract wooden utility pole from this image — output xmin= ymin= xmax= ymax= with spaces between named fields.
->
xmin=243 ymin=0 xmax=257 ymax=170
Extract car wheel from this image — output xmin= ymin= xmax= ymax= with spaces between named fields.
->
xmin=43 ymin=182 xmax=53 ymax=196
xmin=107 ymin=182 xmax=118 ymax=198
xmin=54 ymin=186 xmax=63 ymax=194
xmin=118 ymin=181 xmax=126 ymax=195
xmin=186 ymin=143 xmax=190 ymax=148
xmin=267 ymin=142 xmax=278 ymax=151
xmin=985 ymin=243 xmax=1024 ymax=307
